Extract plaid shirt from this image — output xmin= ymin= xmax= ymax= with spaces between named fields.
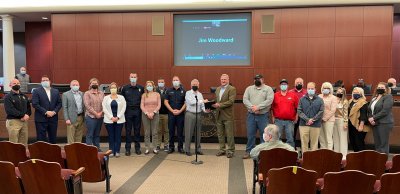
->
xmin=84 ymin=90 xmax=104 ymax=118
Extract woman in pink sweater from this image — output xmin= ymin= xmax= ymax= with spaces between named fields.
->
xmin=318 ymin=82 xmax=338 ymax=150
xmin=140 ymin=81 xmax=161 ymax=154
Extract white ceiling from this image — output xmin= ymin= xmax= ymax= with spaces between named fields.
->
xmin=0 ymin=0 xmax=399 ymax=32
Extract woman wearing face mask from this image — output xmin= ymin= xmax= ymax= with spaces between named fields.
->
xmin=140 ymin=81 xmax=161 ymax=154
xmin=83 ymin=78 xmax=105 ymax=151
xmin=348 ymin=87 xmax=371 ymax=152
xmin=332 ymin=87 xmax=349 ymax=158
xmin=102 ymin=82 xmax=126 ymax=157
xmin=368 ymin=82 xmax=394 ymax=154
xmin=318 ymin=82 xmax=338 ymax=150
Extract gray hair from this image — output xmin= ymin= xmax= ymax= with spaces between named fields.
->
xmin=264 ymin=124 xmax=279 ymax=141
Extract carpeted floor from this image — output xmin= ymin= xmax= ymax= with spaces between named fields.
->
xmin=81 ymin=143 xmax=256 ymax=194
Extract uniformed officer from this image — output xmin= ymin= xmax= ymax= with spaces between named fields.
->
xmin=15 ymin=66 xmax=31 ymax=93
xmin=4 ymin=79 xmax=32 ymax=145
xmin=121 ymin=73 xmax=144 ymax=156
xmin=164 ymin=76 xmax=186 ymax=154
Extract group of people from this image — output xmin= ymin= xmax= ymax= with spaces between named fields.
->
xmin=4 ymin=67 xmax=397 ymax=159
xmin=4 ymin=71 xmax=238 ymax=158
xmin=245 ymin=76 xmax=396 ymax=160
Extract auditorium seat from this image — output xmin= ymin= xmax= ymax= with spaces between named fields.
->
xmin=344 ymin=150 xmax=388 ymax=178
xmin=267 ymin=166 xmax=317 ymax=194
xmin=28 ymin=141 xmax=66 ymax=168
xmin=385 ymin=154 xmax=400 ymax=173
xmin=18 ymin=159 xmax=85 ymax=194
xmin=378 ymin=172 xmax=400 ymax=194
xmin=0 ymin=141 xmax=29 ymax=166
xmin=0 ymin=161 xmax=23 ymax=194
xmin=254 ymin=148 xmax=298 ymax=194
xmin=301 ymin=149 xmax=342 ymax=190
xmin=64 ymin=143 xmax=112 ymax=193
xmin=322 ymin=170 xmax=376 ymax=194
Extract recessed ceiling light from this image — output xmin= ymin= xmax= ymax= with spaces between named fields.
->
xmin=42 ymin=17 xmax=48 ymax=20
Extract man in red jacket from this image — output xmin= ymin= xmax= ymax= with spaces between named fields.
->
xmin=271 ymin=79 xmax=299 ymax=148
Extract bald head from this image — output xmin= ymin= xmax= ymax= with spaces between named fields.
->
xmin=9 ymin=79 xmax=21 ymax=91
xmin=388 ymin=78 xmax=397 ymax=88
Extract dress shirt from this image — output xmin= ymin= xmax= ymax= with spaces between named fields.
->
xmin=44 ymin=87 xmax=51 ymax=102
xmin=219 ymin=85 xmax=227 ymax=101
xmin=185 ymin=89 xmax=205 ymax=113
xmin=73 ymin=91 xmax=83 ymax=114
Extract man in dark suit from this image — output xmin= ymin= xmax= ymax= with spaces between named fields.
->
xmin=32 ymin=75 xmax=62 ymax=143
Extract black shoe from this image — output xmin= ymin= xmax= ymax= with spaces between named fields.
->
xmin=135 ymin=150 xmax=142 ymax=155
xmin=178 ymin=149 xmax=185 ymax=154
xmin=125 ymin=150 xmax=131 ymax=156
xmin=168 ymin=149 xmax=175 ymax=154
xmin=186 ymin=152 xmax=192 ymax=156
xmin=196 ymin=151 xmax=204 ymax=155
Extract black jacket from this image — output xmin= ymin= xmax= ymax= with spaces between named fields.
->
xmin=4 ymin=91 xmax=32 ymax=119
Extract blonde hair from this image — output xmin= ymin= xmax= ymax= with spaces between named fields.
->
xmin=351 ymin=87 xmax=366 ymax=100
xmin=320 ymin=82 xmax=333 ymax=94
xmin=144 ymin=81 xmax=155 ymax=97
xmin=336 ymin=87 xmax=347 ymax=102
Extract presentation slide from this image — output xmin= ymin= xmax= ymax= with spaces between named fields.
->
xmin=174 ymin=13 xmax=251 ymax=66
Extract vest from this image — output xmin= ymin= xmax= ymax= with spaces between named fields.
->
xmin=16 ymin=74 xmax=30 ymax=93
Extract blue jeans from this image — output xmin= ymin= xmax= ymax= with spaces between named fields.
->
xmin=105 ymin=123 xmax=123 ymax=154
xmin=246 ymin=113 xmax=268 ymax=153
xmin=275 ymin=119 xmax=295 ymax=148
xmin=85 ymin=116 xmax=103 ymax=150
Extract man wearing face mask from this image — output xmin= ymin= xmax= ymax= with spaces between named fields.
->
xmin=242 ymin=74 xmax=274 ymax=159
xmin=184 ymin=79 xmax=210 ymax=156
xmin=4 ymin=79 xmax=32 ymax=145
xmin=249 ymin=124 xmax=294 ymax=160
xmin=297 ymin=82 xmax=324 ymax=152
xmin=164 ymin=76 xmax=186 ymax=154
xmin=62 ymin=80 xmax=85 ymax=144
xmin=271 ymin=79 xmax=299 ymax=148
xmin=289 ymin=77 xmax=307 ymax=148
xmin=32 ymin=75 xmax=62 ymax=144
xmin=387 ymin=78 xmax=397 ymax=89
xmin=156 ymin=78 xmax=170 ymax=152
xmin=120 ymin=73 xmax=144 ymax=156
xmin=15 ymin=66 xmax=31 ymax=93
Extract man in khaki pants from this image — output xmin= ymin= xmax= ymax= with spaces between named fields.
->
xmin=62 ymin=80 xmax=85 ymax=144
xmin=213 ymin=74 xmax=237 ymax=158
xmin=4 ymin=79 xmax=32 ymax=145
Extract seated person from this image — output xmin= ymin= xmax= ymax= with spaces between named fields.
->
xmin=388 ymin=78 xmax=398 ymax=88
xmin=333 ymin=80 xmax=344 ymax=95
xmin=353 ymin=79 xmax=371 ymax=94
xmin=250 ymin=124 xmax=295 ymax=160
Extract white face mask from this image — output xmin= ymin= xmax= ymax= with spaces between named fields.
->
xmin=173 ymin=80 xmax=180 ymax=87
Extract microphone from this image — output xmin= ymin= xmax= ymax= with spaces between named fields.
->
xmin=195 ymin=95 xmax=198 ymax=101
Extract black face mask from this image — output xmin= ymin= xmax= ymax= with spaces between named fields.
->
xmin=336 ymin=93 xmax=343 ymax=98
xmin=91 ymin=85 xmax=98 ymax=89
xmin=254 ymin=80 xmax=262 ymax=87
xmin=192 ymin=86 xmax=198 ymax=91
xmin=388 ymin=83 xmax=394 ymax=87
xmin=12 ymin=85 xmax=20 ymax=91
xmin=295 ymin=84 xmax=303 ymax=90
xmin=377 ymin=88 xmax=385 ymax=94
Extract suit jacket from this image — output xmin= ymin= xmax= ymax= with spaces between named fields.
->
xmin=32 ymin=87 xmax=62 ymax=123
xmin=62 ymin=90 xmax=84 ymax=124
xmin=368 ymin=94 xmax=394 ymax=124
xmin=215 ymin=85 xmax=236 ymax=121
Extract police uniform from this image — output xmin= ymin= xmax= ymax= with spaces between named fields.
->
xmin=4 ymin=90 xmax=32 ymax=145
xmin=120 ymin=84 xmax=144 ymax=154
xmin=165 ymin=86 xmax=186 ymax=152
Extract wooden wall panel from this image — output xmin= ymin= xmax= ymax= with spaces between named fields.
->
xmin=333 ymin=68 xmax=363 ymax=92
xmin=171 ymin=67 xmax=198 ymax=88
xmin=307 ymin=37 xmax=334 ymax=67
xmin=280 ymin=38 xmax=307 ymax=67
xmin=99 ymin=41 xmax=123 ymax=69
xmin=123 ymin=13 xmax=147 ymax=40
xmin=53 ymin=41 xmax=76 ymax=69
xmin=76 ymin=41 xmax=99 ymax=69
xmin=363 ymin=36 xmax=391 ymax=67
xmin=392 ymin=16 xmax=400 ymax=81
xmin=362 ymin=68 xmax=391 ymax=86
xmin=253 ymin=38 xmax=281 ymax=68
xmin=146 ymin=40 xmax=172 ymax=69
xmin=52 ymin=14 xmax=76 ymax=41
xmin=53 ymin=69 xmax=77 ymax=83
xmin=123 ymin=41 xmax=147 ymax=70
xmin=281 ymin=8 xmax=308 ymax=38
xmin=334 ymin=37 xmax=363 ymax=67
xmin=279 ymin=68 xmax=307 ymax=86
xmin=307 ymin=68 xmax=334 ymax=88
xmin=99 ymin=13 xmax=123 ymax=40
xmin=308 ymin=7 xmax=335 ymax=37
xmin=335 ymin=7 xmax=364 ymax=36
xmin=364 ymin=6 xmax=393 ymax=36
xmin=76 ymin=14 xmax=99 ymax=41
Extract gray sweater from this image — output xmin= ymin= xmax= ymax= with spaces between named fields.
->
xmin=297 ymin=95 xmax=324 ymax=127
xmin=243 ymin=84 xmax=274 ymax=114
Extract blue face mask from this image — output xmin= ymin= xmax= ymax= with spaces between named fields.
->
xmin=20 ymin=70 xmax=26 ymax=75
xmin=322 ymin=89 xmax=330 ymax=95
xmin=71 ymin=86 xmax=79 ymax=92
xmin=307 ymin=89 xmax=315 ymax=96
xmin=353 ymin=94 xmax=361 ymax=100
xmin=158 ymin=82 xmax=165 ymax=88
xmin=130 ymin=77 xmax=137 ymax=83
xmin=280 ymin=84 xmax=288 ymax=91
xmin=41 ymin=81 xmax=50 ymax=88
xmin=147 ymin=86 xmax=153 ymax=92
xmin=173 ymin=81 xmax=180 ymax=87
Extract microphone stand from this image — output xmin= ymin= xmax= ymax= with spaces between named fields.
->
xmin=192 ymin=95 xmax=203 ymax=165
